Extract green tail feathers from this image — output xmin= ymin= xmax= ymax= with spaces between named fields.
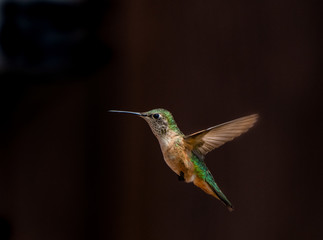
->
xmin=191 ymin=153 xmax=234 ymax=211
xmin=206 ymin=177 xmax=234 ymax=211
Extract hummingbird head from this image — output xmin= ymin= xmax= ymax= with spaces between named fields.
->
xmin=109 ymin=108 xmax=182 ymax=138
xmin=141 ymin=109 xmax=182 ymax=138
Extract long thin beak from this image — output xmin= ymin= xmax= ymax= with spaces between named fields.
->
xmin=108 ymin=110 xmax=144 ymax=116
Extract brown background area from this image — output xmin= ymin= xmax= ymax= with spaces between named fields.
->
xmin=0 ymin=0 xmax=322 ymax=240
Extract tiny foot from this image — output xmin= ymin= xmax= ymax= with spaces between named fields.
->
xmin=178 ymin=171 xmax=185 ymax=181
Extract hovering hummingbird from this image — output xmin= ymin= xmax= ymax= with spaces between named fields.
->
xmin=109 ymin=109 xmax=258 ymax=211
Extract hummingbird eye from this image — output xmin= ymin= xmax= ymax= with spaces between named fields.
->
xmin=152 ymin=113 xmax=160 ymax=119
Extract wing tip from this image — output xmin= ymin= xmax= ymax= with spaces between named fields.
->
xmin=251 ymin=113 xmax=259 ymax=120
xmin=246 ymin=113 xmax=259 ymax=121
xmin=243 ymin=113 xmax=259 ymax=127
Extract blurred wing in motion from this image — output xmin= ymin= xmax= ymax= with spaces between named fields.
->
xmin=184 ymin=114 xmax=259 ymax=157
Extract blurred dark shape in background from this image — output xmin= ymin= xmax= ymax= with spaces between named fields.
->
xmin=0 ymin=1 xmax=109 ymax=74
xmin=0 ymin=0 xmax=322 ymax=240
xmin=0 ymin=1 xmax=112 ymax=240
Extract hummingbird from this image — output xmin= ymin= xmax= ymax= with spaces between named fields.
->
xmin=109 ymin=109 xmax=258 ymax=211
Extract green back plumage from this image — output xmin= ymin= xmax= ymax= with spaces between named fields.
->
xmin=190 ymin=153 xmax=233 ymax=208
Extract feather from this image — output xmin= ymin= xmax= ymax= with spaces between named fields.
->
xmin=184 ymin=114 xmax=258 ymax=157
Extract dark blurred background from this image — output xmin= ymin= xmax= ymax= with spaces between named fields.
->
xmin=0 ymin=0 xmax=321 ymax=239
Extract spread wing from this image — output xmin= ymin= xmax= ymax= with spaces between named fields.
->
xmin=184 ymin=114 xmax=258 ymax=157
